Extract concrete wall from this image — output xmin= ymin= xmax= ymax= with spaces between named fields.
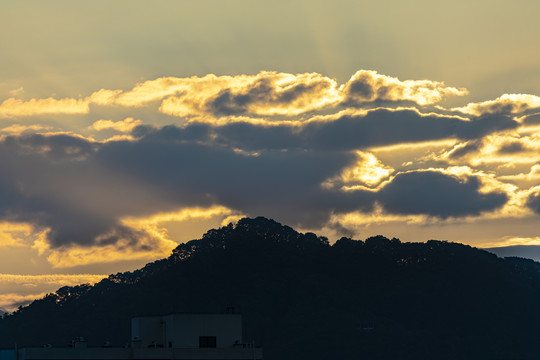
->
xmin=19 ymin=347 xmax=131 ymax=360
xmin=163 ymin=314 xmax=242 ymax=349
xmin=19 ymin=347 xmax=262 ymax=360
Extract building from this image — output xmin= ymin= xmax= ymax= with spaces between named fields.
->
xmin=3 ymin=313 xmax=262 ymax=360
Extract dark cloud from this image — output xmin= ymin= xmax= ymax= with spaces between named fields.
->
xmin=498 ymin=142 xmax=527 ymax=154
xmin=303 ymin=110 xmax=465 ymax=150
xmin=205 ymin=77 xmax=334 ymax=116
xmin=207 ymin=109 xmax=518 ymax=151
xmin=454 ymin=113 xmax=517 ymax=139
xmin=97 ymin=132 xmax=375 ymax=227
xmin=526 ymin=191 xmax=540 ymax=215
xmin=2 ymin=133 xmax=95 ymax=161
xmin=0 ymin=107 xmax=515 ymax=253
xmin=0 ymin=131 xmax=373 ymax=249
xmin=521 ymin=113 xmax=540 ymax=126
xmin=447 ymin=140 xmax=483 ymax=159
xmin=0 ymin=134 xmax=150 ymax=248
xmin=133 ymin=123 xmax=212 ymax=143
xmin=378 ymin=171 xmax=508 ymax=218
xmin=340 ymin=70 xmax=467 ymax=107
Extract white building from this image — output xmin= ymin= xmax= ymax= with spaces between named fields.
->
xmin=4 ymin=313 xmax=262 ymax=360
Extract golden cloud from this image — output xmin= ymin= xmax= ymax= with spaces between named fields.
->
xmin=159 ymin=71 xmax=341 ymax=118
xmin=0 ymin=293 xmax=47 ymax=312
xmin=88 ymin=89 xmax=123 ymax=106
xmin=0 ymin=273 xmax=106 ymax=286
xmin=436 ymin=133 xmax=540 ymax=170
xmin=0 ymin=222 xmax=48 ymax=248
xmin=43 ymin=237 xmax=176 ymax=268
xmin=0 ymin=97 xmax=90 ymax=117
xmin=323 ymin=151 xmax=394 ymax=191
xmin=452 ymin=94 xmax=540 ymax=116
xmin=499 ymin=164 xmax=540 ymax=184
xmin=341 ymin=70 xmax=468 ymax=106
xmin=0 ymin=70 xmax=469 ymax=120
xmin=34 ymin=206 xmax=238 ymax=268
xmin=31 ymin=225 xmax=174 ymax=268
xmin=329 ymin=205 xmax=429 ymax=228
xmin=1 ymin=124 xmax=52 ymax=135
xmin=479 ymin=236 xmax=540 ymax=248
xmin=90 ymin=117 xmax=142 ymax=132
xmin=0 ymin=274 xmax=106 ymax=312
xmin=121 ymin=205 xmax=239 ymax=248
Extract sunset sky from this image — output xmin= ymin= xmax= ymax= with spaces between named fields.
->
xmin=1 ymin=0 xmax=540 ymax=311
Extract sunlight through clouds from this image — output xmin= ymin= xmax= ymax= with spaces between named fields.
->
xmin=29 ymin=206 xmax=240 ymax=268
xmin=0 ymin=68 xmax=539 ymax=270
xmin=323 ymin=151 xmax=394 ymax=191
xmin=2 ymin=0 xmax=540 ymax=338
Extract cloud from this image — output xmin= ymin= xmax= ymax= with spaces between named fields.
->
xmin=322 ymin=151 xmax=394 ymax=190
xmin=1 ymin=69 xmax=539 ymax=261
xmin=0 ymin=222 xmax=45 ymax=248
xmin=0 ymin=134 xmax=157 ymax=253
xmin=121 ymin=206 xmax=238 ymax=235
xmin=159 ymin=71 xmax=340 ymax=118
xmin=41 ymin=231 xmax=178 ymax=268
xmin=110 ymin=76 xmax=201 ymax=106
xmin=35 ymin=206 xmax=239 ymax=268
xmin=0 ymin=70 xmax=469 ymax=120
xmin=9 ymin=87 xmax=24 ymax=97
xmin=0 ymin=274 xmax=106 ymax=312
xmin=499 ymin=164 xmax=540 ymax=184
xmin=0 ymin=89 xmax=124 ymax=118
xmin=0 ymin=129 xmax=370 ymax=258
xmin=1 ymin=124 xmax=53 ymax=135
xmin=0 ymin=104 xmax=520 ymax=262
xmin=90 ymin=117 xmax=142 ymax=132
xmin=0 ymin=97 xmax=90 ymax=118
xmin=520 ymin=112 xmax=540 ymax=127
xmin=96 ymin=131 xmax=375 ymax=227
xmin=452 ymin=94 xmax=540 ymax=116
xmin=481 ymin=236 xmax=540 ymax=248
xmin=0 ymin=293 xmax=47 ymax=312
xmin=444 ymin=140 xmax=484 ymax=159
xmin=526 ymin=187 xmax=540 ymax=215
xmin=377 ymin=170 xmax=508 ymax=217
xmin=0 ymin=273 xmax=105 ymax=286
xmin=160 ymin=71 xmax=467 ymax=119
xmin=341 ymin=70 xmax=468 ymax=106
xmin=207 ymin=108 xmax=518 ymax=151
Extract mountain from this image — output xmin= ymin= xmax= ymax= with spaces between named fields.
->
xmin=2 ymin=217 xmax=540 ymax=360
xmin=485 ymin=245 xmax=540 ymax=262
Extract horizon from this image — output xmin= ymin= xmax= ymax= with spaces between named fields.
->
xmin=1 ymin=0 xmax=540 ymax=311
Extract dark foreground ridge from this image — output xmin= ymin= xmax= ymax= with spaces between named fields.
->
xmin=2 ymin=217 xmax=540 ymax=360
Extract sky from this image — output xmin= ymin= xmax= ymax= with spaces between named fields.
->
xmin=1 ymin=0 xmax=540 ymax=311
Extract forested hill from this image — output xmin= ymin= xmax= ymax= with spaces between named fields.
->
xmin=2 ymin=217 xmax=540 ymax=360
